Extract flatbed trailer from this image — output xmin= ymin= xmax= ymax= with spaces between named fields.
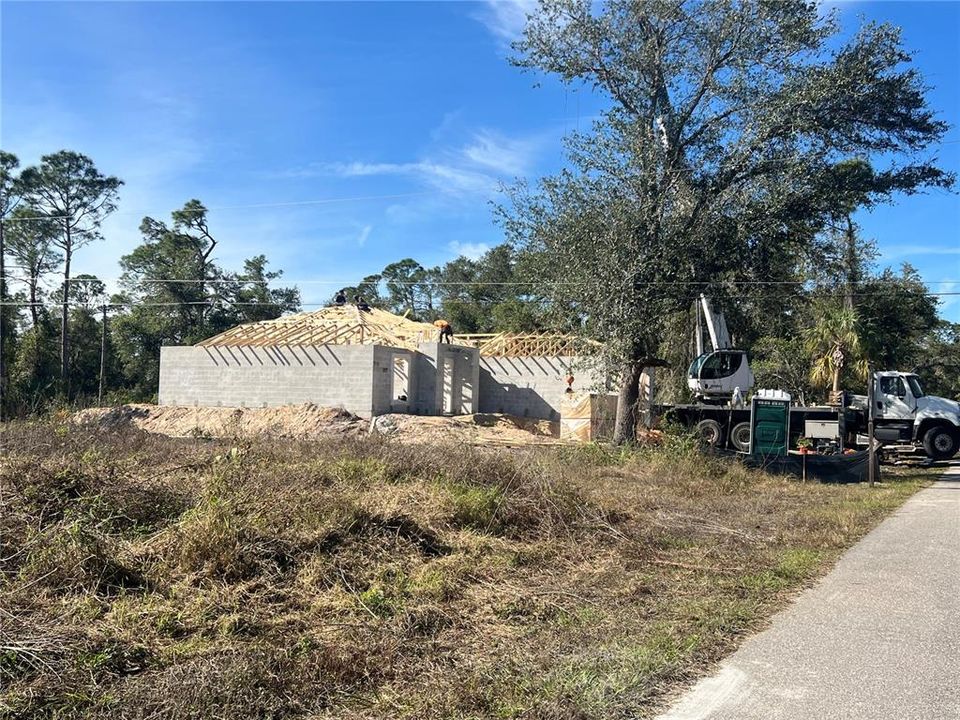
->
xmin=656 ymin=403 xmax=867 ymax=454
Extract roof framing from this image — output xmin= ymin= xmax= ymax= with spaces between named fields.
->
xmin=197 ymin=306 xmax=437 ymax=350
xmin=196 ymin=307 xmax=602 ymax=357
xmin=458 ymin=332 xmax=602 ymax=357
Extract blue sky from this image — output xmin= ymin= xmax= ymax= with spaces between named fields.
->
xmin=2 ymin=1 xmax=958 ymax=319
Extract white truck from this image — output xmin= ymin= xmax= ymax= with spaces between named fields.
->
xmin=658 ymin=296 xmax=960 ymax=461
xmin=850 ymin=371 xmax=960 ymax=460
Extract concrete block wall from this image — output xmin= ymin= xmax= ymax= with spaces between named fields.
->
xmin=158 ymin=344 xmax=377 ymax=417
xmin=448 ymin=344 xmax=481 ymax=415
xmin=415 ymin=343 xmax=480 ymax=415
xmin=478 ymin=355 xmax=607 ymax=420
xmin=158 ymin=342 xmax=597 ymax=421
xmin=411 ymin=346 xmax=439 ymax=415
xmin=372 ymin=346 xmax=417 ymax=416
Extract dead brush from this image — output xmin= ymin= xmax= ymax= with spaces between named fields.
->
xmin=0 ymin=418 xmax=930 ymax=720
xmin=16 ymin=521 xmax=145 ymax=596
xmin=78 ymin=641 xmax=380 ymax=720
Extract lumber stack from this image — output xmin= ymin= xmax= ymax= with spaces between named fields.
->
xmin=560 ymin=392 xmax=618 ymax=442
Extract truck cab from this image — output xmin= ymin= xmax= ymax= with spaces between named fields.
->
xmin=872 ymin=371 xmax=960 ymax=460
xmin=687 ymin=349 xmax=754 ymax=402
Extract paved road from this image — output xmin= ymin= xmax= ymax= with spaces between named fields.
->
xmin=657 ymin=464 xmax=960 ymax=720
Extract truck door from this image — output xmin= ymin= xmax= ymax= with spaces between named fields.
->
xmin=876 ymin=375 xmax=915 ymax=419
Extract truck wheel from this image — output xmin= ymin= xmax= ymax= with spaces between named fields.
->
xmin=922 ymin=426 xmax=959 ymax=460
xmin=730 ymin=422 xmax=751 ymax=453
xmin=695 ymin=419 xmax=724 ymax=448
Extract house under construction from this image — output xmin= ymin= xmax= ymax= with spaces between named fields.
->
xmin=158 ymin=306 xmax=605 ymax=420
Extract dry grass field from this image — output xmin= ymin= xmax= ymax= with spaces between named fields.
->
xmin=0 ymin=418 xmax=927 ymax=719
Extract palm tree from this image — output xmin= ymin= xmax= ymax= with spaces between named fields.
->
xmin=804 ymin=304 xmax=869 ymax=398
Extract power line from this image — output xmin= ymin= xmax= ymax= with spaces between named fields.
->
xmin=0 ymin=191 xmax=436 ymax=223
xmin=3 ymin=274 xmax=958 ymax=287
xmin=2 ymin=290 xmax=959 ymax=310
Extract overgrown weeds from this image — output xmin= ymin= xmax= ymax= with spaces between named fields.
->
xmin=0 ymin=420 xmax=926 ymax=719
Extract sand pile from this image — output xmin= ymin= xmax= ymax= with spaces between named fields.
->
xmin=74 ymin=403 xmax=365 ymax=439
xmin=370 ymin=412 xmax=561 ymax=446
xmin=75 ymin=405 xmax=563 ymax=446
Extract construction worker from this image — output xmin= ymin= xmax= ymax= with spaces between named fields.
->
xmin=354 ymin=294 xmax=371 ymax=312
xmin=334 ymin=290 xmax=346 ymax=306
xmin=434 ymin=318 xmax=454 ymax=344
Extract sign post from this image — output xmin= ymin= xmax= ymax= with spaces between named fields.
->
xmin=867 ymin=368 xmax=876 ymax=487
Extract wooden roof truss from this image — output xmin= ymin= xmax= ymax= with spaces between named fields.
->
xmin=197 ymin=306 xmax=601 ymax=357
xmin=458 ymin=332 xmax=602 ymax=357
xmin=197 ymin=307 xmax=436 ymax=350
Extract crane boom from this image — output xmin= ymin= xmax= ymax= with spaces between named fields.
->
xmin=699 ymin=294 xmax=731 ymax=350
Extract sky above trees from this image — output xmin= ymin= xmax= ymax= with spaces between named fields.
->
xmin=3 ymin=1 xmax=957 ymax=317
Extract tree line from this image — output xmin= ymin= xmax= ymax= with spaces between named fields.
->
xmin=496 ymin=0 xmax=957 ymax=442
xmin=0 ymin=150 xmax=300 ymax=414
xmin=2 ymin=2 xmax=960 ymax=434
xmin=0 ymin=143 xmax=958 ymax=421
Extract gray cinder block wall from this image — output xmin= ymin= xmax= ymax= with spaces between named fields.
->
xmin=159 ymin=342 xmax=481 ymax=419
xmin=372 ymin=346 xmax=417 ymax=416
xmin=478 ymin=355 xmax=606 ymax=420
xmin=414 ymin=343 xmax=480 ymax=415
xmin=158 ymin=344 xmax=378 ymax=417
xmin=159 ymin=342 xmax=593 ymax=420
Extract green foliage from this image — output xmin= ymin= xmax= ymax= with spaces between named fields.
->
xmin=916 ymin=321 xmax=960 ymax=400
xmin=447 ymin=481 xmax=503 ymax=531
xmin=19 ymin=151 xmax=123 ymax=389
xmin=331 ymin=244 xmax=545 ymax=332
xmin=5 ymin=204 xmax=61 ymax=325
xmin=804 ymin=303 xmax=869 ymax=394
xmin=380 ymin=258 xmax=437 ymax=319
xmin=857 ymin=264 xmax=939 ymax=370
xmin=8 ymin=319 xmax=60 ymax=413
xmin=751 ymin=335 xmax=814 ymax=405
xmin=112 ymin=200 xmax=300 ymax=399
xmin=499 ymin=0 xmax=951 ymax=442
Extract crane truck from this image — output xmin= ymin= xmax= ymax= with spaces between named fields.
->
xmin=654 ymin=296 xmax=960 ymax=461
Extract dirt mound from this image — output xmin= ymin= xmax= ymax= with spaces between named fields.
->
xmin=74 ymin=403 xmax=364 ymax=439
xmin=370 ymin=412 xmax=560 ymax=446
xmin=74 ymin=405 xmax=561 ymax=445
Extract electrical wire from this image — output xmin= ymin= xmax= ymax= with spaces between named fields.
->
xmin=2 ymin=290 xmax=959 ymax=309
xmin=2 ymin=274 xmax=958 ymax=287
xmin=0 ymin=191 xmax=437 ymax=223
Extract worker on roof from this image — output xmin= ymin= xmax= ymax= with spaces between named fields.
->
xmin=353 ymin=294 xmax=371 ymax=312
xmin=334 ymin=290 xmax=346 ymax=306
xmin=434 ymin=318 xmax=454 ymax=344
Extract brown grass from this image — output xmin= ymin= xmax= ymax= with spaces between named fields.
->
xmin=0 ymin=420 xmax=928 ymax=719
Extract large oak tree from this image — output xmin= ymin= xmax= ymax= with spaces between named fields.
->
xmin=500 ymin=0 xmax=952 ymax=443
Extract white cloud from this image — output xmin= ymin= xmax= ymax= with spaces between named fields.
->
xmin=881 ymin=244 xmax=960 ymax=260
xmin=448 ymin=240 xmax=491 ymax=260
xmin=356 ymin=224 xmax=372 ymax=247
xmin=324 ymin=160 xmax=496 ymax=197
xmin=473 ymin=0 xmax=538 ymax=43
xmin=462 ymin=129 xmax=539 ymax=177
xmin=284 ymin=127 xmax=541 ymax=203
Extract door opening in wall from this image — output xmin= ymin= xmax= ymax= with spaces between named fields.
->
xmin=459 ymin=353 xmax=473 ymax=414
xmin=442 ymin=356 xmax=456 ymax=415
xmin=392 ymin=355 xmax=410 ymax=410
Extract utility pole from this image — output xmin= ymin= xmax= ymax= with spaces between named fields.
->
xmin=843 ymin=214 xmax=858 ymax=312
xmin=867 ymin=367 xmax=876 ymax=487
xmin=98 ymin=304 xmax=108 ymax=405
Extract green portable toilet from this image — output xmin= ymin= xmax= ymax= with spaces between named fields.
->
xmin=750 ymin=392 xmax=791 ymax=457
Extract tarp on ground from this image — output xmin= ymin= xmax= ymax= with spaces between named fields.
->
xmin=744 ymin=450 xmax=878 ymax=484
